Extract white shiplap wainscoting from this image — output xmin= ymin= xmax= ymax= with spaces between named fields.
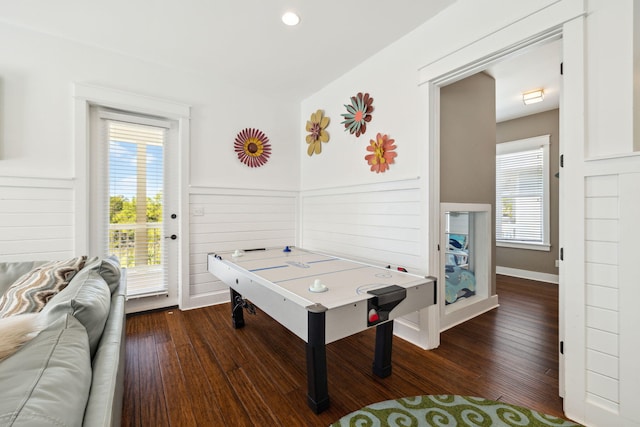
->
xmin=300 ymin=178 xmax=433 ymax=348
xmin=0 ymin=176 xmax=75 ymax=262
xmin=300 ymin=178 xmax=424 ymax=271
xmin=584 ymin=174 xmax=620 ymax=413
xmin=186 ymin=186 xmax=298 ymax=310
xmin=579 ymin=155 xmax=640 ymax=425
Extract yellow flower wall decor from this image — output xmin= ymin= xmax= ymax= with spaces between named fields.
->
xmin=234 ymin=128 xmax=271 ymax=168
xmin=341 ymin=92 xmax=374 ymax=137
xmin=365 ymin=133 xmax=397 ymax=173
xmin=306 ymin=110 xmax=330 ymax=156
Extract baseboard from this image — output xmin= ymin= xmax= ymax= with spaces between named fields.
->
xmin=496 ymin=266 xmax=559 ymax=284
xmin=440 ymin=295 xmax=500 ymax=332
xmin=181 ymin=290 xmax=230 ymax=311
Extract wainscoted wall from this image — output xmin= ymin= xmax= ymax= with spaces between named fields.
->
xmin=580 ymin=160 xmax=640 ymax=423
xmin=300 ymin=178 xmax=433 ymax=347
xmin=300 ymin=178 xmax=425 ymax=272
xmin=584 ymin=174 xmax=620 ymax=411
xmin=0 ymin=177 xmax=75 ymax=262
xmin=186 ymin=187 xmax=298 ymax=309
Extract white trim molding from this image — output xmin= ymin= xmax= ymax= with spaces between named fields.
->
xmin=72 ymin=83 xmax=191 ymax=312
xmin=0 ymin=176 xmax=74 ymax=189
xmin=496 ymin=266 xmax=559 ymax=284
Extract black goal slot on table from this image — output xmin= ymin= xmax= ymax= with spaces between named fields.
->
xmin=366 ymin=285 xmax=407 ymax=326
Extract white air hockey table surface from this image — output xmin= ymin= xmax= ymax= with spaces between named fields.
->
xmin=207 ymin=246 xmax=436 ymax=413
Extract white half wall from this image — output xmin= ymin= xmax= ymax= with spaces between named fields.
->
xmin=0 ymin=176 xmax=75 ymax=262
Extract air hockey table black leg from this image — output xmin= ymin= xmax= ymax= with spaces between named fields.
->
xmin=373 ymin=320 xmax=394 ymax=377
xmin=306 ymin=305 xmax=329 ymax=413
xmin=229 ymin=288 xmax=245 ymax=329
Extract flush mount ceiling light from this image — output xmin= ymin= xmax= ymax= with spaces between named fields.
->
xmin=282 ymin=11 xmax=300 ymax=26
xmin=522 ymin=89 xmax=544 ymax=105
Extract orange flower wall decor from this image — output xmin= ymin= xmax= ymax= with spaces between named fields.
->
xmin=234 ymin=128 xmax=271 ymax=168
xmin=306 ymin=110 xmax=330 ymax=156
xmin=365 ymin=133 xmax=397 ymax=173
xmin=341 ymin=92 xmax=374 ymax=137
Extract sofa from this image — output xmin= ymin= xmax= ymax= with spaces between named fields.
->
xmin=0 ymin=256 xmax=126 ymax=427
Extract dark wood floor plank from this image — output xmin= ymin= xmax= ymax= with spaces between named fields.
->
xmin=190 ymin=342 xmax=255 ymax=427
xmin=200 ymin=306 xmax=249 ymax=372
xmin=171 ymin=342 xmax=228 ymax=425
xmin=122 ymin=275 xmax=568 ymax=425
xmin=155 ymin=341 xmax=198 ymax=426
xmin=163 ymin=309 xmax=191 ymax=347
xmin=133 ymin=335 xmax=170 ymax=426
xmin=126 ymin=310 xmax=171 ymax=343
xmin=121 ymin=337 xmax=141 ymax=427
xmin=226 ymin=367 xmax=281 ymax=425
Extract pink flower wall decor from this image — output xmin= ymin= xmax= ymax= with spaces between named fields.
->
xmin=365 ymin=133 xmax=397 ymax=173
xmin=341 ymin=92 xmax=374 ymax=137
xmin=234 ymin=128 xmax=271 ymax=168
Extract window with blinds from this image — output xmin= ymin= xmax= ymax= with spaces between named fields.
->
xmin=496 ymin=135 xmax=550 ymax=251
xmin=105 ymin=117 xmax=169 ymax=297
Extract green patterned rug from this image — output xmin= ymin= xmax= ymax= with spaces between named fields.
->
xmin=330 ymin=395 xmax=582 ymax=427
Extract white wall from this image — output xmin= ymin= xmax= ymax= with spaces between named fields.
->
xmin=0 ymin=22 xmax=299 ymax=305
xmin=0 ymin=22 xmax=299 ymax=188
xmin=0 ymin=177 xmax=74 ymax=261
xmin=301 ymin=0 xmax=639 ymax=426
xmin=586 ymin=0 xmax=634 ymax=157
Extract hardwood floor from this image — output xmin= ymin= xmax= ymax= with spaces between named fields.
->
xmin=122 ymin=275 xmax=565 ymax=426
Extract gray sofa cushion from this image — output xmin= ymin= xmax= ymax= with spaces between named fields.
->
xmin=0 ymin=314 xmax=91 ymax=427
xmin=98 ymin=256 xmax=122 ymax=295
xmin=72 ymin=256 xmax=121 ymax=295
xmin=42 ymin=270 xmax=111 ymax=358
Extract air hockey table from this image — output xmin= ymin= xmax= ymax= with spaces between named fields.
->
xmin=207 ymin=247 xmax=436 ymax=413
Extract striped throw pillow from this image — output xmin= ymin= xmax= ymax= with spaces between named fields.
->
xmin=0 ymin=256 xmax=87 ymax=318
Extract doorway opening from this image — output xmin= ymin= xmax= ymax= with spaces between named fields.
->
xmin=428 ymin=34 xmax=564 ymax=395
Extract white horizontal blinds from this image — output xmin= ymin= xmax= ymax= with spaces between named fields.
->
xmin=496 ymin=136 xmax=549 ymax=245
xmin=106 ymin=119 xmax=168 ymax=297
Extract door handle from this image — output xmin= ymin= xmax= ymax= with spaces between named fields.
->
xmin=165 ymin=234 xmax=177 ymax=240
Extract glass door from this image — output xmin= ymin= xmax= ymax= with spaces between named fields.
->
xmin=107 ymin=120 xmax=168 ymax=297
xmin=89 ymin=107 xmax=179 ymax=309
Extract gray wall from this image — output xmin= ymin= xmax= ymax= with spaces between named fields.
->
xmin=496 ymin=108 xmax=560 ymax=275
xmin=440 ymin=72 xmax=496 ymax=295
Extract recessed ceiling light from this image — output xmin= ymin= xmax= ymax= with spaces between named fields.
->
xmin=282 ymin=11 xmax=300 ymax=26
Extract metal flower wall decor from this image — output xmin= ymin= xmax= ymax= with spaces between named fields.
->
xmin=306 ymin=110 xmax=330 ymax=156
xmin=365 ymin=133 xmax=397 ymax=173
xmin=341 ymin=92 xmax=374 ymax=137
xmin=234 ymin=128 xmax=271 ymax=168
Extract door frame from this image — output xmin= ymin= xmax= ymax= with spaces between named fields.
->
xmin=73 ymin=83 xmax=191 ymax=312
xmin=418 ymin=3 xmax=585 ymax=414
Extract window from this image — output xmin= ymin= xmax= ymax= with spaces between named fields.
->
xmin=495 ymin=135 xmax=550 ymax=251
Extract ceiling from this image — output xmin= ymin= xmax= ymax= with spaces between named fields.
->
xmin=0 ymin=0 xmax=455 ymax=101
xmin=485 ymin=39 xmax=562 ymax=123
xmin=0 ymin=1 xmax=560 ymax=120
